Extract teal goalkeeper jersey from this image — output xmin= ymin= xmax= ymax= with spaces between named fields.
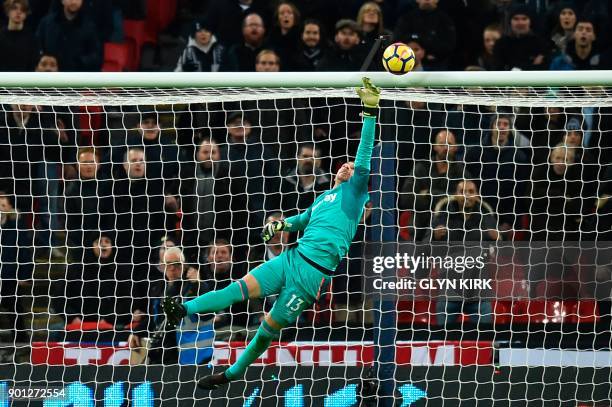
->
xmin=284 ymin=115 xmax=376 ymax=272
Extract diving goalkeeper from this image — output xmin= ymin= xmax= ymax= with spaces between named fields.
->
xmin=162 ymin=77 xmax=380 ymax=390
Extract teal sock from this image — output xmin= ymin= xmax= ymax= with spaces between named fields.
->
xmin=225 ymin=321 xmax=279 ymax=380
xmin=183 ymin=280 xmax=247 ymax=315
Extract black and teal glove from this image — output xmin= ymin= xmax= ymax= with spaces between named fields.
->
xmin=356 ymin=77 xmax=381 ymax=117
xmin=261 ymin=219 xmax=287 ymax=243
xmin=161 ymin=296 xmax=187 ymax=330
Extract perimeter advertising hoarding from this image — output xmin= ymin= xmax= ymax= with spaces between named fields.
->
xmin=30 ymin=341 xmax=494 ymax=366
xmin=1 ymin=365 xmax=611 ymax=406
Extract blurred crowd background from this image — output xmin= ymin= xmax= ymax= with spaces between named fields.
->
xmin=0 ymin=0 xmax=611 ymax=365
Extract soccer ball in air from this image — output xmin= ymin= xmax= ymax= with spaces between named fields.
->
xmin=382 ymin=43 xmax=415 ymax=75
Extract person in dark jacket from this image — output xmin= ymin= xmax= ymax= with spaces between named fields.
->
xmin=204 ymin=0 xmax=269 ymax=47
xmin=227 ymin=13 xmax=267 ymax=72
xmin=317 ymin=19 xmax=364 ymax=71
xmin=180 ymin=138 xmax=231 ymax=263
xmin=129 ymin=246 xmax=212 ymax=365
xmin=0 ymin=0 xmax=38 ymax=71
xmin=268 ymin=1 xmax=301 ymax=70
xmin=291 ymin=19 xmax=329 ymax=71
xmin=64 ymin=147 xmax=112 ymax=261
xmin=393 ymin=0 xmax=456 ymax=70
xmin=36 ymin=0 xmax=102 ymax=71
xmin=464 ymin=114 xmax=529 ymax=231
xmin=0 ymin=192 xmax=32 ymax=345
xmin=356 ymin=2 xmax=392 ymax=52
xmin=425 ymin=179 xmax=499 ymax=242
xmin=53 ymin=235 xmax=132 ymax=329
xmin=279 ymin=143 xmax=330 ymax=216
xmin=550 ymin=19 xmax=603 ymax=70
xmin=175 ymin=19 xmax=229 ymax=72
xmin=529 ymin=145 xmax=586 ymax=242
xmin=493 ymin=4 xmax=549 ymax=71
xmin=112 ymin=147 xmax=170 ymax=268
xmin=225 ymin=113 xmax=280 ymax=250
xmin=400 ymin=130 xmax=470 ymax=241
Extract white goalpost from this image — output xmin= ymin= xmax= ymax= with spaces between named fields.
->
xmin=0 ymin=71 xmax=610 ymax=406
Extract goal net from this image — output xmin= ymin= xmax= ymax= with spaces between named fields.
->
xmin=0 ymin=71 xmax=610 ymax=406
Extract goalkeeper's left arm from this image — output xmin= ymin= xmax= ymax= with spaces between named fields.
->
xmin=349 ymin=77 xmax=379 ymax=191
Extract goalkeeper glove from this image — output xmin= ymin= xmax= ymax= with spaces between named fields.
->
xmin=356 ymin=77 xmax=381 ymax=111
xmin=261 ymin=219 xmax=287 ymax=243
xmin=162 ymin=296 xmax=187 ymax=330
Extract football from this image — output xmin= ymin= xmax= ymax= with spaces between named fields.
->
xmin=382 ymin=42 xmax=416 ymax=75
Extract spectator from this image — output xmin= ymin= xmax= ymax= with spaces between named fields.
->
xmin=425 ymin=180 xmax=495 ymax=325
xmin=268 ymin=1 xmax=301 ymax=70
xmin=36 ymin=0 xmax=102 ymax=71
xmin=0 ymin=192 xmax=32 ymax=347
xmin=493 ymin=5 xmax=549 ymax=70
xmin=464 ymin=114 xmax=529 ymax=232
xmin=175 ymin=19 xmax=229 ymax=72
xmin=254 ymin=48 xmax=281 ymax=72
xmin=0 ymin=103 xmax=62 ymax=254
xmin=400 ymin=130 xmax=470 ymax=241
xmin=562 ymin=116 xmax=598 ymax=186
xmin=406 ymin=33 xmax=425 ymax=71
xmin=129 ymin=246 xmax=212 ymax=365
xmin=356 ymin=1 xmax=391 ymax=50
xmin=200 ymin=238 xmax=251 ymax=340
xmin=393 ymin=0 xmax=456 ymax=70
xmin=53 ymin=235 xmax=132 ymax=330
xmin=50 ymin=0 xmax=114 ymax=42
xmin=113 ymin=147 xmax=170 ymax=267
xmin=291 ymin=18 xmax=328 ymax=71
xmin=180 ymin=138 xmax=231 ymax=262
xmin=0 ymin=0 xmax=38 ymax=71
xmin=529 ymin=106 xmax=568 ymax=160
xmin=224 ymin=113 xmax=280 ymax=249
xmin=529 ymin=145 xmax=585 ymax=241
xmin=204 ymin=0 xmax=268 ymax=47
xmin=548 ymin=2 xmax=578 ymax=55
xmin=280 ymin=143 xmax=330 ymax=215
xmin=227 ymin=13 xmax=266 ymax=72
xmin=317 ymin=19 xmax=364 ymax=71
xmin=550 ymin=18 xmax=603 ymax=70
xmin=34 ymin=52 xmax=59 ymax=72
xmin=112 ymin=111 xmax=180 ymax=199
xmin=425 ymin=179 xmax=499 ymax=242
xmin=64 ymin=147 xmax=112 ymax=260
xmin=477 ymin=24 xmax=502 ymax=71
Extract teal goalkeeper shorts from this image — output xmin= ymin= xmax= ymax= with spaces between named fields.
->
xmin=249 ymin=247 xmax=331 ymax=327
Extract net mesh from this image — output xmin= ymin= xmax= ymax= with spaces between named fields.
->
xmin=0 ymin=86 xmax=610 ymax=405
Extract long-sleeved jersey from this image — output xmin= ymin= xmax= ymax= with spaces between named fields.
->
xmin=284 ymin=114 xmax=376 ymax=272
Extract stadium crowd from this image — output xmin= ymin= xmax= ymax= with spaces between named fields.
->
xmin=0 ymin=0 xmax=611 ymax=364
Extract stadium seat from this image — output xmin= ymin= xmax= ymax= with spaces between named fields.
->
xmin=102 ymin=42 xmax=130 ymax=72
xmin=397 ymin=300 xmax=433 ymax=325
xmin=493 ymin=300 xmax=512 ymax=324
xmin=65 ymin=320 xmax=114 ymax=331
xmin=144 ymin=0 xmax=178 ymax=44
xmin=123 ymin=20 xmax=147 ymax=71
xmin=566 ymin=301 xmax=600 ymax=323
xmin=398 ymin=210 xmax=412 ymax=240
xmin=512 ymin=300 xmax=567 ymax=324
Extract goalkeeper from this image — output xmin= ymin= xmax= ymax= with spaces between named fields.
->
xmin=163 ymin=77 xmax=380 ymax=389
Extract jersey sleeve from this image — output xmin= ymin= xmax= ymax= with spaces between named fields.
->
xmin=284 ymin=205 xmax=313 ymax=232
xmin=349 ymin=114 xmax=376 ymax=191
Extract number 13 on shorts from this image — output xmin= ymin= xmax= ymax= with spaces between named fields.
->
xmin=286 ymin=294 xmax=304 ymax=312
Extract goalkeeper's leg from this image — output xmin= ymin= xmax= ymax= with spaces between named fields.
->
xmin=182 ymin=254 xmax=286 ymax=316
xmin=198 ymin=286 xmax=313 ymax=389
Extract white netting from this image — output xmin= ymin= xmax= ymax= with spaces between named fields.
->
xmin=0 ymin=85 xmax=610 ymax=405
